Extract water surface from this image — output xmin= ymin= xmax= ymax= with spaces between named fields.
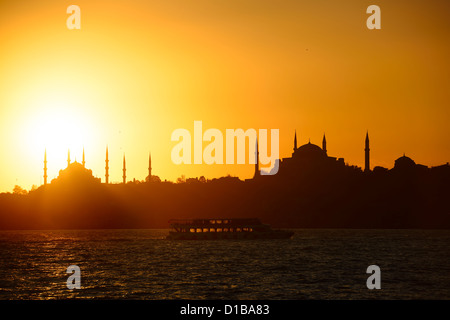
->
xmin=0 ymin=229 xmax=449 ymax=299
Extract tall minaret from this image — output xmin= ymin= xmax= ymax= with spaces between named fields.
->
xmin=67 ymin=149 xmax=71 ymax=167
xmin=82 ymin=147 xmax=85 ymax=168
xmin=293 ymin=130 xmax=298 ymax=151
xmin=122 ymin=154 xmax=126 ymax=184
xmin=365 ymin=131 xmax=370 ymax=172
xmin=148 ymin=152 xmax=152 ymax=179
xmin=105 ymin=146 xmax=109 ymax=184
xmin=253 ymin=139 xmax=260 ymax=178
xmin=322 ymin=133 xmax=327 ymax=155
xmin=43 ymin=149 xmax=48 ymax=186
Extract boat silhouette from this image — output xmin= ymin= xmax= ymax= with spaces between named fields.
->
xmin=166 ymin=218 xmax=294 ymax=240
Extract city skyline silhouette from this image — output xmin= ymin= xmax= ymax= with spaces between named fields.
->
xmin=21 ymin=130 xmax=448 ymax=188
xmin=1 ymin=129 xmax=449 ymax=230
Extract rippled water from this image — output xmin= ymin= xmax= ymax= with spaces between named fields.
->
xmin=0 ymin=229 xmax=449 ymax=299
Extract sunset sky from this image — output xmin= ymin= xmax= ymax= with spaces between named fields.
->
xmin=1 ymin=0 xmax=449 ymax=192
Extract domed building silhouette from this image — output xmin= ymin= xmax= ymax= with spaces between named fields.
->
xmin=293 ymin=141 xmax=327 ymax=160
xmin=51 ymin=149 xmax=101 ymax=185
xmin=250 ymin=130 xmax=374 ymax=178
xmin=392 ymin=153 xmax=428 ymax=175
xmin=42 ymin=147 xmax=154 ymax=186
xmin=394 ymin=154 xmax=416 ymax=170
xmin=273 ymin=131 xmax=347 ymax=177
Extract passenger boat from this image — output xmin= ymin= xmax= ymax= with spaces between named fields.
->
xmin=166 ymin=218 xmax=294 ymax=240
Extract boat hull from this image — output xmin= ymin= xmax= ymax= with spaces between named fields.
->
xmin=166 ymin=230 xmax=294 ymax=240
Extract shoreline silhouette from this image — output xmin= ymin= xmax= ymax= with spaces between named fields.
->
xmin=1 ymin=132 xmax=449 ymax=230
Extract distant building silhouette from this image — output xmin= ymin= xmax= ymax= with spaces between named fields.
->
xmin=365 ymin=131 xmax=370 ymax=172
xmin=53 ymin=161 xmax=101 ymax=184
xmin=395 ymin=154 xmax=416 ymax=170
xmin=82 ymin=147 xmax=85 ymax=168
xmin=293 ymin=130 xmax=298 ymax=151
xmin=391 ymin=153 xmax=428 ymax=175
xmin=42 ymin=147 xmax=158 ymax=185
xmin=123 ymin=154 xmax=126 ymax=184
xmin=105 ymin=146 xmax=109 ymax=184
xmin=43 ymin=149 xmax=48 ymax=186
xmin=148 ymin=152 xmax=152 ymax=178
xmin=253 ymin=139 xmax=260 ymax=178
xmin=274 ymin=131 xmax=346 ymax=177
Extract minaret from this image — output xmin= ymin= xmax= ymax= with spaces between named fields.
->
xmin=105 ymin=146 xmax=109 ymax=184
xmin=122 ymin=154 xmax=126 ymax=184
xmin=43 ymin=149 xmax=48 ymax=186
xmin=253 ymin=139 xmax=260 ymax=178
xmin=67 ymin=149 xmax=71 ymax=167
xmin=82 ymin=147 xmax=85 ymax=168
xmin=365 ymin=131 xmax=370 ymax=172
xmin=293 ymin=130 xmax=298 ymax=151
xmin=322 ymin=133 xmax=327 ymax=155
xmin=148 ymin=152 xmax=152 ymax=179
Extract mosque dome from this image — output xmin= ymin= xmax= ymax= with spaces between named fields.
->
xmin=394 ymin=154 xmax=416 ymax=170
xmin=54 ymin=161 xmax=100 ymax=184
xmin=293 ymin=141 xmax=327 ymax=159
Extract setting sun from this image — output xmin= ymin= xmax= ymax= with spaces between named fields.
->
xmin=23 ymin=105 xmax=96 ymax=157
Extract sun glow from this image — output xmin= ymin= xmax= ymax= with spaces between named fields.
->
xmin=32 ymin=111 xmax=87 ymax=150
xmin=19 ymin=102 xmax=100 ymax=179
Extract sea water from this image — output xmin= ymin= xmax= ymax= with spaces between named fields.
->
xmin=0 ymin=229 xmax=449 ymax=299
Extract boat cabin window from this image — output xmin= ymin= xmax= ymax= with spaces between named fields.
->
xmin=210 ymin=228 xmax=216 ymax=232
xmin=217 ymin=228 xmax=222 ymax=232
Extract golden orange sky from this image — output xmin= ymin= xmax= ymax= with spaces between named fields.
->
xmin=1 ymin=0 xmax=449 ymax=192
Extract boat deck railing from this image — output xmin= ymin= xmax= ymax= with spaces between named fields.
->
xmin=168 ymin=218 xmax=262 ymax=227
